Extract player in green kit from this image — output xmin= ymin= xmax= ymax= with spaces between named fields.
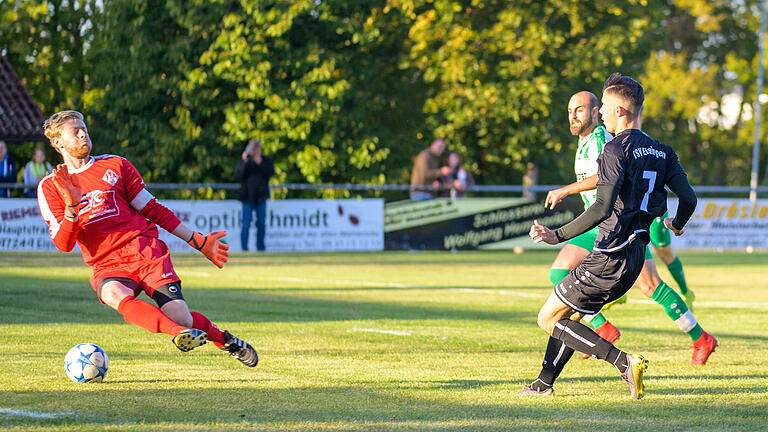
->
xmin=543 ymin=91 xmax=717 ymax=366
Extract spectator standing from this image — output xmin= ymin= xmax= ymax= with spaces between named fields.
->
xmin=410 ymin=138 xmax=450 ymax=200
xmin=439 ymin=151 xmax=474 ymax=198
xmin=23 ymin=147 xmax=53 ymax=197
xmin=0 ymin=140 xmax=18 ymax=198
xmin=236 ymin=138 xmax=274 ymax=251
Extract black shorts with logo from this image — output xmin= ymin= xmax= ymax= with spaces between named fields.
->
xmin=554 ymin=239 xmax=646 ymax=315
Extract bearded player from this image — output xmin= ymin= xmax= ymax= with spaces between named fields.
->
xmin=520 ymin=73 xmax=700 ymax=399
xmin=540 ymin=91 xmax=717 ymax=365
xmin=37 ymin=110 xmax=258 ymax=367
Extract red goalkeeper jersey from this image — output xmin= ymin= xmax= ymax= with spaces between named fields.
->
xmin=38 ymin=155 xmax=181 ymax=266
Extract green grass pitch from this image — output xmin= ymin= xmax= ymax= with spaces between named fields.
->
xmin=1 ymin=250 xmax=767 ymax=431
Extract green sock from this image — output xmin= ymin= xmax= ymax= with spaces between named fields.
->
xmin=548 ymin=269 xmax=570 ymax=286
xmin=651 ymin=282 xmax=702 ymax=341
xmin=583 ymin=312 xmax=607 ymax=329
xmin=666 ymin=257 xmax=689 ymax=294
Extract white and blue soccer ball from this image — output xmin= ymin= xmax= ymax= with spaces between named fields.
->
xmin=64 ymin=343 xmax=109 ymax=383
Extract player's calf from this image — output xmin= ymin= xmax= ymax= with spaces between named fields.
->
xmin=581 ymin=320 xmax=621 ymax=359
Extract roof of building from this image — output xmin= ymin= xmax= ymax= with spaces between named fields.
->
xmin=0 ymin=55 xmax=46 ymax=142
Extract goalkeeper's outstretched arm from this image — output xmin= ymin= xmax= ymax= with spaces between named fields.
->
xmin=171 ymin=223 xmax=229 ymax=269
xmin=129 ymin=188 xmax=229 ymax=268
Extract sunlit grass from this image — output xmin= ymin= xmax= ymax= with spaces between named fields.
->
xmin=1 ymin=250 xmax=766 ymax=431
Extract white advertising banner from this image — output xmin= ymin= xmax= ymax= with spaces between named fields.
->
xmin=0 ymin=198 xmax=384 ymax=253
xmin=668 ymin=198 xmax=768 ymax=250
xmin=0 ymin=199 xmax=59 ymax=251
xmin=238 ymin=199 xmax=384 ymax=252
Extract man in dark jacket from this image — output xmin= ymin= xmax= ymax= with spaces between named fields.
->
xmin=236 ymin=139 xmax=274 ymax=251
xmin=0 ymin=140 xmax=18 ymax=198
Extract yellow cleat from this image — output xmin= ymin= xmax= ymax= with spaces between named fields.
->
xmin=620 ymin=353 xmax=649 ymax=400
xmin=681 ymin=289 xmax=695 ymax=312
xmin=602 ymin=293 xmax=628 ymax=311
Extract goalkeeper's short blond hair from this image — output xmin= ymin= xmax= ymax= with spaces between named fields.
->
xmin=43 ymin=110 xmax=85 ymax=141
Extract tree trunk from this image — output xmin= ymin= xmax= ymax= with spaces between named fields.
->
xmin=523 ymin=162 xmax=538 ymax=201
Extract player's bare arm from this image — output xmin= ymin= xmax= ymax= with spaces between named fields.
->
xmin=545 ymin=174 xmax=598 ymax=209
xmin=127 ymin=186 xmax=230 ymax=269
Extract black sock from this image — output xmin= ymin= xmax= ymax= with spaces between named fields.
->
xmin=532 ymin=336 xmax=575 ymax=391
xmin=552 ymin=319 xmax=629 ymax=373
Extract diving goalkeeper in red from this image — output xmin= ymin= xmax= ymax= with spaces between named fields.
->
xmin=38 ymin=110 xmax=258 ymax=367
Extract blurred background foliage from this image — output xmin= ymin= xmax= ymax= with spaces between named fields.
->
xmin=1 ymin=0 xmax=766 ymax=189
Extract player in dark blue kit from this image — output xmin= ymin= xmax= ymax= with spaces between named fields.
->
xmin=519 ymin=73 xmax=698 ymax=399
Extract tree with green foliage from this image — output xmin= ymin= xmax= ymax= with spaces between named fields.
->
xmin=2 ymin=0 xmax=765 ymax=191
xmin=0 ymin=0 xmax=98 ymax=113
xmin=641 ymin=0 xmax=767 ymax=186
xmin=83 ymin=0 xmax=218 ymax=191
xmin=0 ymin=0 xmax=100 ymax=170
xmin=395 ymin=0 xmax=664 ymax=186
xmin=168 ymin=0 xmax=428 ymax=197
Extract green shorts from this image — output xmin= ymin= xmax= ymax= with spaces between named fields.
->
xmin=568 ymin=226 xmax=652 ymax=260
xmin=649 ymin=211 xmax=671 ymax=248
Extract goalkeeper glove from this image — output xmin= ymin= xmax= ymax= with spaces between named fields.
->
xmin=51 ymin=164 xmax=82 ymax=220
xmin=188 ymin=231 xmax=229 ymax=268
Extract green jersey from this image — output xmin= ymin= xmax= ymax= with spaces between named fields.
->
xmin=574 ymin=125 xmax=612 ymax=210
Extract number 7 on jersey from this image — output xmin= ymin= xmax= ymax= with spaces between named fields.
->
xmin=640 ymin=170 xmax=657 ymax=212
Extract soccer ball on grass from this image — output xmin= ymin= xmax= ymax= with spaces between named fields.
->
xmin=64 ymin=343 xmax=109 ymax=383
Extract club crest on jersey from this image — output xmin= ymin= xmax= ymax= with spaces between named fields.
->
xmin=102 ymin=169 xmax=119 ymax=186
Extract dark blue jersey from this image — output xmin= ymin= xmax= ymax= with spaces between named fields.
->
xmin=593 ymin=129 xmax=686 ymax=252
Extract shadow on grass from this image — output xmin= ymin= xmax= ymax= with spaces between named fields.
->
xmin=251 ymin=285 xmax=548 ymax=292
xmin=387 ymin=372 xmax=768 ymax=392
xmin=1 ymin=383 xmax=766 ymax=431
xmin=0 ymin=273 xmax=536 ymax=326
xmin=0 ymin=250 xmax=558 ymax=269
xmin=105 ymin=378 xmax=256 ymax=385
xmin=3 ymin=273 xmax=768 ymax=348
xmin=4 ymin=249 xmax=768 ymax=269
xmin=607 ymin=325 xmax=768 ymax=343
